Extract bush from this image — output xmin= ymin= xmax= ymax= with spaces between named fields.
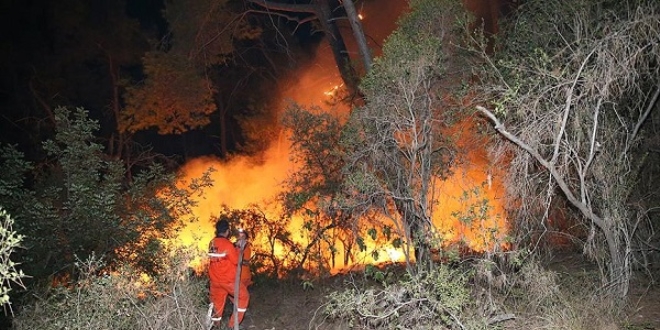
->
xmin=13 ymin=248 xmax=209 ymax=330
xmin=0 ymin=107 xmax=212 ymax=283
xmin=0 ymin=207 xmax=25 ymax=311
xmin=501 ymin=258 xmax=621 ymax=330
xmin=316 ymin=265 xmax=485 ymax=329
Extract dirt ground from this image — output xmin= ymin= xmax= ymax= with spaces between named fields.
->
xmin=622 ymin=277 xmax=660 ymax=329
xmin=234 ymin=254 xmax=660 ymax=330
xmin=547 ymin=253 xmax=660 ymax=330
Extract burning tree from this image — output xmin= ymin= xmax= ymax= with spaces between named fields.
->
xmin=280 ymin=103 xmax=363 ymax=272
xmin=340 ymin=0 xmax=467 ymax=271
xmin=474 ymin=0 xmax=660 ymax=298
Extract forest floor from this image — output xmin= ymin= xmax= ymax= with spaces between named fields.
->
xmin=231 ymin=252 xmax=660 ymax=330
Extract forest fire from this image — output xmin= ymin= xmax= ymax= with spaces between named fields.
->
xmin=161 ymin=0 xmax=510 ymax=275
xmin=164 ymin=56 xmax=508 ymax=276
xmin=166 ymin=119 xmax=508 ymax=274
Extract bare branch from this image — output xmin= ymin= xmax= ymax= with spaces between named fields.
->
xmin=476 ymin=106 xmax=608 ymax=234
xmin=623 ymin=83 xmax=660 ymax=157
xmin=552 ymin=47 xmax=598 ymax=164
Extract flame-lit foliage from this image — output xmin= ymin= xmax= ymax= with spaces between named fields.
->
xmin=164 ymin=0 xmax=262 ymax=67
xmin=120 ymin=0 xmax=263 ymax=136
xmin=281 ymin=103 xmax=395 ymax=271
xmin=120 ymin=52 xmax=216 ymax=134
xmin=0 ymin=107 xmax=211 ymax=283
xmin=281 ymin=103 xmax=345 ymax=214
xmin=214 ymin=204 xmax=359 ymax=278
xmin=214 ymin=206 xmax=296 ymax=278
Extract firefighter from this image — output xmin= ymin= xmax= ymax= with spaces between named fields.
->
xmin=235 ymin=228 xmax=253 ymax=288
xmin=208 ymin=217 xmax=250 ymax=329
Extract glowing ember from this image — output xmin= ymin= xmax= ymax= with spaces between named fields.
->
xmin=323 ymin=84 xmax=344 ymax=97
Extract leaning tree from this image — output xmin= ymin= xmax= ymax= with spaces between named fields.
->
xmin=245 ymin=0 xmax=372 ymax=93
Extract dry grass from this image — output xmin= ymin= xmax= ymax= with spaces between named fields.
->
xmin=12 ymin=250 xmax=210 ymax=330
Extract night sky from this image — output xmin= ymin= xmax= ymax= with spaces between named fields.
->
xmin=1 ymin=0 xmax=155 ymax=153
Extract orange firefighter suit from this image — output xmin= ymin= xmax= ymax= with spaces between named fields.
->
xmin=208 ymin=236 xmax=250 ymax=327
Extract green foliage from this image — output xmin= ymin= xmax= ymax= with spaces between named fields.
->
xmin=280 ymin=103 xmax=345 ymax=214
xmin=0 ymin=107 xmax=209 ymax=283
xmin=0 ymin=145 xmax=35 ymax=219
xmin=360 ymin=0 xmax=445 ymax=93
xmin=0 ymin=207 xmax=25 ymax=309
xmin=279 ymin=103 xmax=369 ymax=273
xmin=448 ymin=185 xmax=508 ymax=251
xmin=12 ymin=249 xmax=209 ymax=330
xmin=363 ymin=264 xmax=399 ymax=284
xmin=341 ymin=0 xmax=466 ymax=268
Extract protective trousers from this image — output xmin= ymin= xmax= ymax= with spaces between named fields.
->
xmin=210 ymin=281 xmax=250 ymax=327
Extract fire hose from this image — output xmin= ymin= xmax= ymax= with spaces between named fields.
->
xmin=231 ymin=241 xmax=245 ymax=330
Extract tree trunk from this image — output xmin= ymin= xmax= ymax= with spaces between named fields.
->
xmin=246 ymin=0 xmax=363 ymax=93
xmin=341 ymin=0 xmax=372 ymax=73
xmin=106 ymin=52 xmax=124 ymax=160
xmin=312 ymin=0 xmax=358 ymax=92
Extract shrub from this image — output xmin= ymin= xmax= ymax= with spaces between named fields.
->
xmin=13 ymin=248 xmax=209 ymax=330
xmin=317 ymin=265 xmax=485 ymax=329
xmin=0 ymin=207 xmax=25 ymax=311
xmin=501 ymin=258 xmax=620 ymax=330
xmin=0 ymin=107 xmax=211 ymax=283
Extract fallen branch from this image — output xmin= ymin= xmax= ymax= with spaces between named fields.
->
xmin=487 ymin=313 xmax=516 ymax=325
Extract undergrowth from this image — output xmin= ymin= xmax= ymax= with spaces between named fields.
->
xmin=314 ymin=264 xmax=485 ymax=330
xmin=312 ymin=253 xmax=627 ymax=330
xmin=12 ymin=249 xmax=209 ymax=330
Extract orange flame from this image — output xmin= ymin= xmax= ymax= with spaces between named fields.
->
xmin=432 ymin=119 xmax=508 ymax=252
xmin=166 ymin=100 xmax=508 ymax=276
xmin=163 ymin=1 xmax=508 ymax=273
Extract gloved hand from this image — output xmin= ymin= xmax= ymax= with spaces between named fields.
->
xmin=236 ymin=238 xmax=247 ymax=250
